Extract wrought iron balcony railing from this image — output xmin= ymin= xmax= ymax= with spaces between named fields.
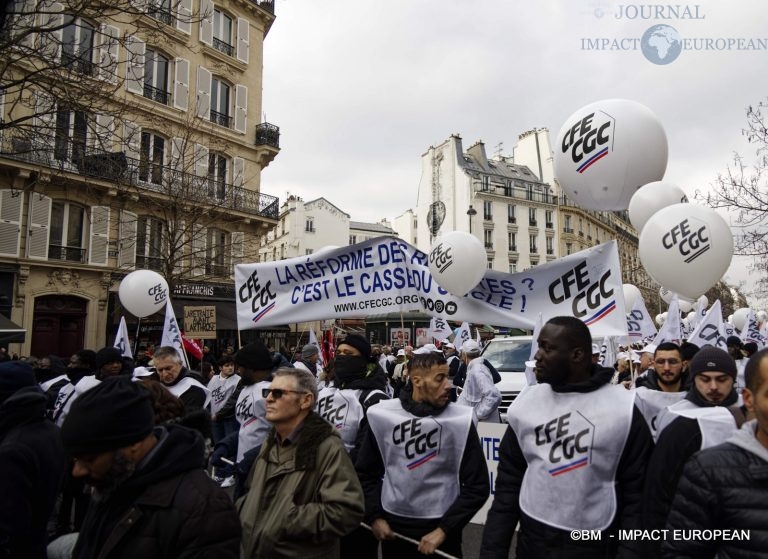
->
xmin=255 ymin=122 xmax=280 ymax=149
xmin=213 ymin=38 xmax=234 ymax=56
xmin=0 ymin=136 xmax=279 ymax=220
xmin=148 ymin=6 xmax=174 ymax=25
xmin=252 ymin=0 xmax=275 ymax=14
xmin=210 ymin=109 xmax=233 ymax=128
xmin=144 ymin=83 xmax=170 ymax=105
xmin=48 ymin=244 xmax=86 ymax=263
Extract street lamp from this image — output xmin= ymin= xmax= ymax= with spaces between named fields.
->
xmin=467 ymin=205 xmax=477 ymax=235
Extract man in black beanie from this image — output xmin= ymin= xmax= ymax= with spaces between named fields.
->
xmin=642 ymin=345 xmax=743 ymax=552
xmin=61 ymin=376 xmax=240 ymax=558
xmin=0 ymin=361 xmax=66 ymax=559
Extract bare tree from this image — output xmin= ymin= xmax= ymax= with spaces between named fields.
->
xmin=697 ymin=100 xmax=768 ymax=301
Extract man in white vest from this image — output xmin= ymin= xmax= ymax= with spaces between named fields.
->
xmin=642 ymin=345 xmax=742 ymax=553
xmin=154 ymin=346 xmax=211 ymax=412
xmin=356 ymin=351 xmax=489 ymax=558
xmin=480 ymin=316 xmax=652 ymax=558
xmin=456 ymin=340 xmax=501 ymax=423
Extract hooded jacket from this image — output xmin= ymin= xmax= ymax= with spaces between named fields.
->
xmin=72 ymin=424 xmax=240 ymax=559
xmin=0 ymin=387 xmax=66 ymax=559
xmin=480 ymin=366 xmax=653 ymax=559
xmin=663 ymin=420 xmax=768 ymax=558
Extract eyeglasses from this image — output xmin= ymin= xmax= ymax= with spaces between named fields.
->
xmin=654 ymin=358 xmax=681 ymax=366
xmin=262 ymin=388 xmax=308 ymax=399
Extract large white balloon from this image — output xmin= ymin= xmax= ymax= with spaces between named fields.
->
xmin=732 ymin=308 xmax=750 ymax=331
xmin=623 ymin=284 xmax=642 ymax=310
xmin=628 ymin=181 xmax=689 ymax=232
xmin=659 ymin=286 xmax=673 ymax=304
xmin=757 ymin=310 xmax=768 ymax=323
xmin=677 ymin=298 xmax=694 ymax=313
xmin=119 ymin=270 xmax=169 ymax=318
xmin=553 ymin=99 xmax=668 ymax=210
xmin=697 ymin=295 xmax=708 ymax=309
xmin=428 ymin=232 xmax=486 ymax=296
xmin=638 ymin=204 xmax=734 ymax=300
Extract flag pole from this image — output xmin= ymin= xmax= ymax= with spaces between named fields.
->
xmin=133 ymin=317 xmax=141 ymax=357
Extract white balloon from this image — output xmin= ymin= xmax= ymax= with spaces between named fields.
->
xmin=656 ymin=313 xmax=666 ymax=326
xmin=119 ymin=270 xmax=169 ymax=318
xmin=638 ymin=204 xmax=734 ymax=300
xmin=697 ymin=295 xmax=708 ymax=308
xmin=659 ymin=286 xmax=673 ymax=304
xmin=628 ymin=181 xmax=689 ymax=232
xmin=554 ymin=99 xmax=668 ymax=210
xmin=428 ymin=232 xmax=486 ymax=296
xmin=677 ymin=299 xmax=694 ymax=313
xmin=727 ymin=314 xmax=733 ymax=324
xmin=732 ymin=307 xmax=750 ymax=331
xmin=757 ymin=310 xmax=768 ymax=323
xmin=622 ymin=284 xmax=642 ymax=310
xmin=686 ymin=311 xmax=696 ymax=320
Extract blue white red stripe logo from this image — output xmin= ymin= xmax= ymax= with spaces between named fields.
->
xmin=252 ymin=302 xmax=276 ymax=323
xmin=576 ymin=147 xmax=609 ymax=173
xmin=584 ymin=300 xmax=617 ymax=327
xmin=407 ymin=450 xmax=437 ymax=470
xmin=549 ymin=456 xmax=589 ymax=476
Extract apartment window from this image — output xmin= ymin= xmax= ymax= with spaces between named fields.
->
xmin=564 ymin=214 xmax=572 ymax=233
xmin=62 ymin=16 xmax=95 ymax=74
xmin=206 ymin=228 xmax=227 ymax=275
xmin=507 ymin=204 xmax=516 ymax=223
xmin=566 ymin=242 xmax=573 ymax=255
xmin=211 ymin=77 xmax=232 ymax=127
xmin=305 ymin=218 xmax=315 ymax=233
xmin=483 ymin=201 xmax=492 ymax=220
xmin=529 ymin=234 xmax=538 ymax=254
xmin=545 ymin=210 xmax=553 ymax=229
xmin=49 ymin=201 xmax=85 ymax=262
xmin=587 ymin=223 xmax=592 ymax=240
xmin=528 ymin=207 xmax=537 ymax=226
xmin=504 ymin=181 xmax=512 ymax=196
xmin=526 ymin=183 xmax=534 ymax=200
xmin=579 ymin=219 xmax=584 ymax=236
xmin=487 ymin=258 xmax=493 ymax=269
xmin=213 ymin=9 xmax=234 ymax=56
xmin=509 ymin=260 xmax=517 ymax=273
xmin=139 ymin=131 xmax=165 ymax=184
xmin=482 ymin=175 xmax=490 ymax=191
xmin=349 ymin=235 xmax=357 ymax=245
xmin=148 ymin=0 xmax=173 ymax=25
xmin=207 ymin=153 xmax=228 ymax=199
xmin=546 ymin=236 xmax=554 ymax=255
xmin=484 ymin=229 xmax=493 ymax=249
xmin=136 ymin=216 xmax=164 ymax=271
xmin=508 ymin=232 xmax=517 ymax=251
xmin=54 ymin=107 xmax=88 ymax=163
xmin=305 ymin=249 xmax=313 ymax=256
xmin=143 ymin=48 xmax=170 ymax=104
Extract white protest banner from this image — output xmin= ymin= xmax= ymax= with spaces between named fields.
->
xmin=687 ymin=300 xmax=727 ymax=350
xmin=741 ymin=310 xmax=766 ymax=347
xmin=653 ymin=295 xmax=681 ymax=345
xmin=114 ymin=316 xmax=133 ymax=358
xmin=454 ymin=322 xmax=471 ymax=351
xmin=428 ymin=316 xmax=453 ymax=341
xmin=626 ymin=297 xmax=657 ymax=340
xmin=235 ymin=238 xmax=627 ymax=337
xmin=691 ymin=297 xmax=707 ymax=329
xmin=470 ymin=421 xmax=509 ymax=525
xmin=598 ymin=336 xmax=616 ymax=367
xmin=161 ymin=300 xmax=188 ymax=367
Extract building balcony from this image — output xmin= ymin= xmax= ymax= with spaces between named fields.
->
xmin=48 ymin=244 xmax=86 ymax=263
xmin=148 ymin=5 xmax=174 ymax=25
xmin=252 ymin=0 xmax=275 ymax=14
xmin=484 ymin=243 xmax=493 ymax=249
xmin=546 ymin=222 xmax=553 ymax=229
xmin=508 ymin=217 xmax=516 ymax=224
xmin=0 ymin=137 xmax=280 ymax=220
xmin=563 ymin=227 xmax=574 ymax=234
xmin=210 ymin=109 xmax=233 ymax=128
xmin=255 ymin=122 xmax=280 ymax=150
xmin=212 ymin=38 xmax=234 ymax=56
xmin=144 ymin=83 xmax=170 ymax=105
xmin=529 ymin=220 xmax=537 ymax=227
xmin=509 ymin=245 xmax=517 ymax=252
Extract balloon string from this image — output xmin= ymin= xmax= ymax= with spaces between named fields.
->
xmin=359 ymin=523 xmax=459 ymax=559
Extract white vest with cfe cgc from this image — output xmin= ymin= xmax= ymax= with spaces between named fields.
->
xmin=316 ymin=386 xmax=386 ymax=453
xmin=208 ymin=374 xmax=241 ymax=416
xmin=656 ymin=399 xmax=738 ymax=450
xmin=507 ymin=382 xmax=635 ymax=531
xmin=166 ymin=376 xmax=212 ymax=408
xmin=235 ymin=381 xmax=271 ymax=462
xmin=367 ymin=399 xmax=473 ymax=519
xmin=633 ymin=386 xmax=687 ymax=441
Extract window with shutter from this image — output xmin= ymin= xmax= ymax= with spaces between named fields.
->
xmin=236 ymin=18 xmax=249 ymax=63
xmin=196 ymin=66 xmax=211 ymax=119
xmin=118 ymin=210 xmax=137 ymax=268
xmin=199 ymin=0 xmax=213 ymax=45
xmin=234 ymin=84 xmax=246 ymax=133
xmin=173 ymin=58 xmax=189 ymax=111
xmin=125 ymin=35 xmax=146 ymax=94
xmin=0 ymin=190 xmax=23 ymax=257
xmin=88 ymin=206 xmax=110 ymax=265
xmin=27 ymin=193 xmax=51 ymax=260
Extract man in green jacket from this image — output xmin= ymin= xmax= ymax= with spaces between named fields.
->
xmin=239 ymin=367 xmax=364 ymax=558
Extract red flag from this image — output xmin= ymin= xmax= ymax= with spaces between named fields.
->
xmin=181 ymin=332 xmax=203 ymax=360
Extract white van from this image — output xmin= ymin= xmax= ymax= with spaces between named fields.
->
xmin=481 ymin=335 xmax=533 ymax=420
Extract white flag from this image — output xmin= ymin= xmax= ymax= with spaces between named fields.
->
xmin=653 ymin=295 xmax=682 ymax=346
xmin=598 ymin=336 xmax=616 ymax=368
xmin=690 ymin=297 xmax=707 ymax=329
xmin=114 ymin=316 xmax=133 ymax=359
xmin=627 ymin=297 xmax=657 ymax=339
xmin=475 ymin=327 xmax=482 ymax=344
xmin=428 ymin=316 xmax=453 ymax=340
xmin=309 ymin=328 xmax=324 ymax=367
xmin=741 ymin=310 xmax=766 ymax=347
xmin=454 ymin=322 xmax=471 ymax=351
xmin=687 ymin=300 xmax=727 ymax=350
xmin=161 ymin=301 xmax=188 ymax=367
xmin=723 ymin=321 xmax=736 ymax=338
xmin=524 ymin=313 xmax=544 ymax=386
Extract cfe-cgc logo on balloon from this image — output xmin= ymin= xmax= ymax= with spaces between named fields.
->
xmin=560 ymin=111 xmax=614 ymax=174
xmin=148 ymin=282 xmax=167 ymax=304
xmin=662 ymin=218 xmax=710 ymax=263
xmin=429 ymin=242 xmax=453 ymax=273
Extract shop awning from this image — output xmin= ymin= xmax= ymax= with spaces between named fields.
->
xmin=0 ymin=314 xmax=25 ymax=343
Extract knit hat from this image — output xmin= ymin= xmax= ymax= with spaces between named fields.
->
xmin=234 ymin=341 xmax=273 ymax=370
xmin=61 ymin=376 xmax=155 ymax=456
xmin=96 ymin=347 xmax=123 ymax=370
xmin=726 ymin=336 xmax=743 ymax=349
xmin=688 ymin=346 xmax=737 ymax=378
xmin=0 ymin=361 xmax=36 ymax=404
xmin=338 ymin=334 xmax=373 ymax=362
xmin=301 ymin=344 xmax=319 ymax=359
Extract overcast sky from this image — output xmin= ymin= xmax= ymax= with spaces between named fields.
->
xmin=259 ymin=0 xmax=768 ymax=305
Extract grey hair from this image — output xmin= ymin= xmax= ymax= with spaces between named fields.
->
xmin=273 ymin=367 xmax=318 ymax=403
xmin=152 ymin=346 xmax=183 ymax=364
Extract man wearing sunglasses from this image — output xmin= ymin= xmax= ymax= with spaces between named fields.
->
xmin=642 ymin=346 xmax=744 ymax=555
xmin=239 ymin=368 xmax=364 ymax=558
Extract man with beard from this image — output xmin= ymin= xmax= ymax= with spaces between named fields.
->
xmin=642 ymin=346 xmax=743 ymax=553
xmin=209 ymin=341 xmax=273 ymax=491
xmin=153 ymin=346 xmax=211 ymax=412
xmin=316 ymin=334 xmax=389 ymax=558
xmin=61 ymin=377 xmax=240 ymax=558
xmin=357 ymin=351 xmax=488 ymax=558
xmin=480 ymin=316 xmax=652 ymax=559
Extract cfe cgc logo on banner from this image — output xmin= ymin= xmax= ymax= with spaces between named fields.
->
xmin=662 ymin=218 xmax=710 ymax=263
xmin=547 ymin=261 xmax=616 ymax=326
xmin=535 ymin=412 xmax=595 ymax=477
xmin=393 ymin=417 xmax=442 ymax=470
xmin=560 ymin=111 xmax=614 ymax=175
